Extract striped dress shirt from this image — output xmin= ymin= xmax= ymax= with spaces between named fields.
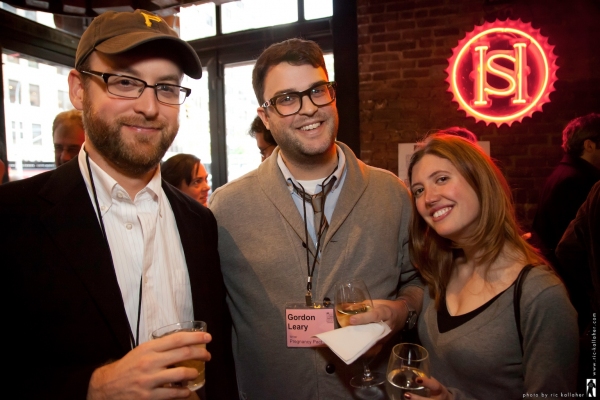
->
xmin=77 ymin=147 xmax=193 ymax=346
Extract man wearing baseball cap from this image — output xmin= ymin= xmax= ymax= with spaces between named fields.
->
xmin=1 ymin=10 xmax=237 ymax=399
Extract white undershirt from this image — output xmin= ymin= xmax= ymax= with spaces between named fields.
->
xmin=78 ymin=146 xmax=193 ymax=346
xmin=294 ymin=178 xmax=323 ymax=195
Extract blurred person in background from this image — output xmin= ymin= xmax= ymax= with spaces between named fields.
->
xmin=556 ymin=181 xmax=600 ymax=394
xmin=436 ymin=126 xmax=477 ymax=143
xmin=532 ymin=113 xmax=600 ymax=331
xmin=161 ymin=153 xmax=211 ymax=206
xmin=248 ymin=115 xmax=277 ymax=162
xmin=53 ymin=109 xmax=85 ymax=167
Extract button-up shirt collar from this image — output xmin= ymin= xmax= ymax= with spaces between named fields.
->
xmin=277 ymin=144 xmax=347 ymax=245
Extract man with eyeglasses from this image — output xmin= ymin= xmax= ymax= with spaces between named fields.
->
xmin=210 ymin=38 xmax=423 ymax=399
xmin=0 ymin=9 xmax=237 ymax=400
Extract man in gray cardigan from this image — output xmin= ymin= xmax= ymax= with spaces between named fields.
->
xmin=210 ymin=38 xmax=422 ymax=399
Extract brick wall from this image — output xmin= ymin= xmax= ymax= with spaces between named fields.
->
xmin=357 ymin=0 xmax=600 ymax=229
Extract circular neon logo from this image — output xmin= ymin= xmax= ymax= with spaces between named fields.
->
xmin=446 ymin=19 xmax=558 ymax=127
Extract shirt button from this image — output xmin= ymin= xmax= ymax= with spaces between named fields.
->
xmin=117 ymin=192 xmax=124 ymax=199
xmin=100 ymin=205 xmax=107 ymax=211
xmin=125 ymin=223 xmax=133 ymax=230
xmin=325 ymin=364 xmax=335 ymax=374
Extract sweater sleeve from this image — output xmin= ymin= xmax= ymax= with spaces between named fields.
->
xmin=521 ymin=280 xmax=579 ymax=395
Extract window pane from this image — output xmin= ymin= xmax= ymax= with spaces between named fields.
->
xmin=9 ymin=79 xmax=20 ymax=104
xmin=224 ymin=62 xmax=261 ymax=181
xmin=3 ymin=49 xmax=71 ymax=180
xmin=32 ymin=124 xmax=42 ymax=145
xmin=304 ymin=0 xmax=333 ymax=20
xmin=177 ymin=3 xmax=216 ymax=41
xmin=221 ymin=0 xmax=298 ymax=34
xmin=57 ymin=90 xmax=73 ymax=111
xmin=324 ymin=53 xmax=335 ymax=81
xmin=164 ymin=69 xmax=212 ymax=189
xmin=30 ymin=84 xmax=41 ymax=107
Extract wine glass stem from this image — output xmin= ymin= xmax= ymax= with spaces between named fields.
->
xmin=362 ymin=361 xmax=374 ymax=382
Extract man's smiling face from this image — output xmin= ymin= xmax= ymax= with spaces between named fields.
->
xmin=257 ymin=63 xmax=338 ymax=163
xmin=80 ymin=50 xmax=182 ymax=176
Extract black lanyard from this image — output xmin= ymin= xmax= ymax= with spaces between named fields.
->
xmin=85 ymin=149 xmax=143 ymax=348
xmin=291 ymin=166 xmax=337 ymax=307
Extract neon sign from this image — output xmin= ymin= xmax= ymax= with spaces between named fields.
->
xmin=446 ymin=19 xmax=558 ymax=126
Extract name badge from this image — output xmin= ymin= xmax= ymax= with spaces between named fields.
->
xmin=285 ymin=303 xmax=335 ymax=347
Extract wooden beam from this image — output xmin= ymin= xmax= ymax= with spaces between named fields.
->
xmin=0 ymin=8 xmax=78 ymax=66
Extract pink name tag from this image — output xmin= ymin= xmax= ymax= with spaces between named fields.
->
xmin=285 ymin=304 xmax=335 ymax=348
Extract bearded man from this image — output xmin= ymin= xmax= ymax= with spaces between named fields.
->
xmin=0 ymin=10 xmax=237 ymax=400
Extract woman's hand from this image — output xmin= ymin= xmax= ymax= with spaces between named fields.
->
xmin=405 ymin=376 xmax=453 ymax=400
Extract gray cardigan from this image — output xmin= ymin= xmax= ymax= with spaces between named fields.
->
xmin=210 ymin=142 xmax=419 ymax=399
xmin=418 ymin=265 xmax=578 ymax=399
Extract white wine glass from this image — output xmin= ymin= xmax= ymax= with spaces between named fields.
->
xmin=334 ymin=279 xmax=385 ymax=388
xmin=386 ymin=343 xmax=430 ymax=399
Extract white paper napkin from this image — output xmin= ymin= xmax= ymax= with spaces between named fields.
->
xmin=315 ymin=322 xmax=391 ymax=365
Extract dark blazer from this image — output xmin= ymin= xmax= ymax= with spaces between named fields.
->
xmin=532 ymin=154 xmax=600 ymax=257
xmin=556 ymin=181 xmax=600 ymax=316
xmin=0 ymin=159 xmax=237 ymax=399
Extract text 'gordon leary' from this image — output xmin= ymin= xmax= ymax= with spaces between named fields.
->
xmin=287 ymin=314 xmax=316 ymax=332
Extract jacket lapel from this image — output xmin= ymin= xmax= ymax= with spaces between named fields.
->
xmin=38 ymin=161 xmax=132 ymax=353
xmin=162 ymin=182 xmax=205 ymax=313
xmin=325 ymin=142 xmax=369 ymax=244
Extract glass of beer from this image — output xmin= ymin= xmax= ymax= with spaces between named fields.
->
xmin=386 ymin=343 xmax=430 ymax=399
xmin=151 ymin=320 xmax=207 ymax=391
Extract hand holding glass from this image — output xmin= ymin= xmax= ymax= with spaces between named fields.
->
xmin=386 ymin=343 xmax=430 ymax=399
xmin=334 ymin=279 xmax=385 ymax=388
xmin=151 ymin=320 xmax=207 ymax=391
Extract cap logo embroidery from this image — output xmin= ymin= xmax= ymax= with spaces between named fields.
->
xmin=141 ymin=12 xmax=162 ymax=27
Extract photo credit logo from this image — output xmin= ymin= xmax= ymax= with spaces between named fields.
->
xmin=587 ymin=379 xmax=596 ymax=397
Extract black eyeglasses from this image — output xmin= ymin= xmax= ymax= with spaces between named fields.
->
xmin=261 ymin=81 xmax=336 ymax=116
xmin=79 ymin=70 xmax=192 ymax=105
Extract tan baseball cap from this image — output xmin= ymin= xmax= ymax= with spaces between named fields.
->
xmin=75 ymin=9 xmax=202 ymax=79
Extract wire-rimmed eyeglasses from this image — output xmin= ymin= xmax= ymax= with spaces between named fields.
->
xmin=79 ymin=70 xmax=192 ymax=105
xmin=261 ymin=81 xmax=336 ymax=117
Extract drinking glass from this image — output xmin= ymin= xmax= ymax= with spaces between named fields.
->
xmin=386 ymin=343 xmax=430 ymax=399
xmin=334 ymin=279 xmax=385 ymax=388
xmin=151 ymin=320 xmax=207 ymax=391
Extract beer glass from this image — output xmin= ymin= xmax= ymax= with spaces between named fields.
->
xmin=151 ymin=320 xmax=207 ymax=391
